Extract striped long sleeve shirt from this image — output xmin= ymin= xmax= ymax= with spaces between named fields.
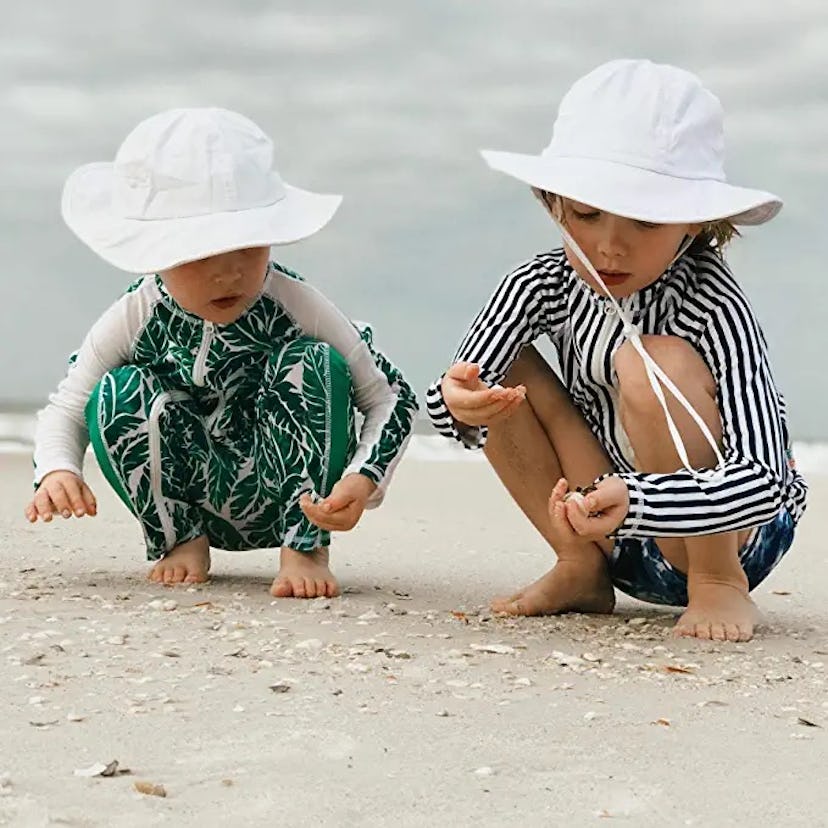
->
xmin=425 ymin=247 xmax=807 ymax=539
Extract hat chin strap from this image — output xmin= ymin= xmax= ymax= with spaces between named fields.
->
xmin=554 ymin=220 xmax=725 ymax=483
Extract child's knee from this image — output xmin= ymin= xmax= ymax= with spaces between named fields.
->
xmin=614 ymin=335 xmax=714 ymax=411
xmin=307 ymin=341 xmax=351 ymax=389
xmin=276 ymin=338 xmax=353 ymax=403
xmin=502 ymin=344 xmax=546 ymax=387
xmin=86 ymin=365 xmax=167 ymax=428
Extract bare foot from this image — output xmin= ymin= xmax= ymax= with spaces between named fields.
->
xmin=271 ymin=547 xmax=339 ymax=599
xmin=148 ymin=535 xmax=211 ymax=585
xmin=491 ymin=556 xmax=615 ymax=616
xmin=674 ymin=577 xmax=758 ymax=642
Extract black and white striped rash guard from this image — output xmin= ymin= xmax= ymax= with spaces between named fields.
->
xmin=425 ymin=247 xmax=807 ymax=539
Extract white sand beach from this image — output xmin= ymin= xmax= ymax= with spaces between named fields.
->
xmin=1 ymin=453 xmax=826 ymax=827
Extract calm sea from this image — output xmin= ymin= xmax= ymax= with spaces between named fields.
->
xmin=2 ymin=2 xmax=825 ymax=439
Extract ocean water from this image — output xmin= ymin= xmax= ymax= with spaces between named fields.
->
xmin=2 ymin=2 xmax=826 ymax=438
xmin=2 ymin=413 xmax=826 ymax=475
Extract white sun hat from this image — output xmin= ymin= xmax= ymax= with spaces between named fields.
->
xmin=481 ymin=59 xmax=781 ymax=225
xmin=62 ymin=107 xmax=343 ymax=273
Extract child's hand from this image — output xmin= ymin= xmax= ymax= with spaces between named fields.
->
xmin=546 ymin=478 xmax=584 ymax=552
xmin=299 ymin=473 xmax=377 ymax=532
xmin=563 ymin=475 xmax=629 ymax=539
xmin=441 ymin=362 xmax=525 ymax=427
xmin=25 ymin=471 xmax=98 ymax=523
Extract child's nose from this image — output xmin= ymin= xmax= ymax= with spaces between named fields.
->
xmin=596 ymin=220 xmax=629 ymax=258
xmin=213 ymin=269 xmax=242 ymax=285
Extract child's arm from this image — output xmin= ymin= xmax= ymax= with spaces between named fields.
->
xmin=28 ymin=287 xmax=150 ymax=519
xmin=425 ymin=251 xmax=569 ymax=448
xmin=271 ymin=273 xmax=419 ymax=511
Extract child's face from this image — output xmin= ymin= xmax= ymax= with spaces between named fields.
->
xmin=558 ymin=198 xmax=700 ymax=298
xmin=160 ymin=247 xmax=270 ymax=324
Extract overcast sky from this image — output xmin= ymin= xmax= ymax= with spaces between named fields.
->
xmin=1 ymin=1 xmax=826 ymax=438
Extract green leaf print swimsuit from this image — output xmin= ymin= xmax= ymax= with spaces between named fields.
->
xmin=34 ymin=263 xmax=418 ymax=560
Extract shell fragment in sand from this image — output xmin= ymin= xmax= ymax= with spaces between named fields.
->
xmin=469 ymin=643 xmax=516 ymax=655
xmin=74 ymin=760 xmax=122 ymax=778
xmin=134 ymin=781 xmax=167 ymax=797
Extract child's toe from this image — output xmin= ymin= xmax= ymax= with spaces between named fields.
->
xmin=270 ymin=577 xmax=292 ymax=598
xmin=721 ymin=623 xmax=740 ymax=642
xmin=710 ymin=624 xmax=728 ymax=641
xmin=695 ymin=622 xmax=713 ymax=639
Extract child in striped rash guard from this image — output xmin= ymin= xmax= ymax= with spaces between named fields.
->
xmin=426 ymin=60 xmax=806 ymax=641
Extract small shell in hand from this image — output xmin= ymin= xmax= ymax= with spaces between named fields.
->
xmin=563 ymin=491 xmax=586 ymax=506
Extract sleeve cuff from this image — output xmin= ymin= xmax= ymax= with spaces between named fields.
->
xmin=594 ymin=472 xmax=645 ymax=538
xmin=34 ymin=462 xmax=85 ymax=489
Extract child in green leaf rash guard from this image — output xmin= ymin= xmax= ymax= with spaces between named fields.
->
xmin=26 ymin=108 xmax=418 ymax=598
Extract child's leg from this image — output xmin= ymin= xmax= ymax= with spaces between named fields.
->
xmin=86 ymin=366 xmax=212 ymax=584
xmin=615 ymin=335 xmax=756 ymax=641
xmin=255 ymin=337 xmax=356 ymax=599
xmin=485 ymin=345 xmax=617 ymax=615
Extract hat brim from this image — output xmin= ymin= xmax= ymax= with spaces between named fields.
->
xmin=62 ymin=162 xmax=342 ymax=273
xmin=480 ymin=150 xmax=781 ymax=226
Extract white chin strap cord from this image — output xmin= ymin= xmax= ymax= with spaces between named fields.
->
xmin=554 ymin=220 xmax=726 ymax=483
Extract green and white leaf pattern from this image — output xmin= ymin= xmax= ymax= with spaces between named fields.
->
xmin=84 ymin=266 xmax=413 ymax=561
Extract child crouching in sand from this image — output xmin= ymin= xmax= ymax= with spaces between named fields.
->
xmin=26 ymin=108 xmax=418 ymax=598
xmin=427 ymin=60 xmax=807 ymax=641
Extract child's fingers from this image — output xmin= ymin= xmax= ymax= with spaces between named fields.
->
xmin=322 ymin=500 xmax=361 ymax=530
xmin=573 ymin=503 xmax=625 ymax=538
xmin=24 ymin=502 xmax=37 ymax=523
xmin=548 ymin=478 xmax=569 ymax=509
xmin=299 ymin=494 xmax=323 ymax=523
xmin=33 ymin=488 xmax=57 ymax=522
xmin=463 ymin=397 xmax=515 ymax=422
xmin=486 ymin=391 xmax=526 ymax=424
xmin=550 ymin=499 xmax=577 ymax=541
xmin=300 ymin=495 xmax=357 ymax=531
xmin=300 ymin=493 xmax=335 ymax=517
xmin=300 ymin=497 xmax=359 ymax=532
xmin=565 ymin=501 xmax=615 ymax=538
xmin=318 ymin=484 xmax=356 ymax=514
xmin=81 ymin=483 xmax=98 ymax=516
xmin=317 ymin=514 xmax=359 ymax=532
xmin=447 ymin=384 xmax=499 ymax=410
xmin=63 ymin=477 xmax=89 ymax=517
xmin=445 ymin=362 xmax=480 ymax=387
xmin=455 ymin=387 xmax=525 ymax=424
xmin=44 ymin=482 xmax=74 ymax=519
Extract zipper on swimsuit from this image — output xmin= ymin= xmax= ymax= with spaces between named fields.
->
xmin=193 ymin=321 xmax=214 ymax=387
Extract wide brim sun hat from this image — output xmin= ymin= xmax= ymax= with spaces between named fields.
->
xmin=62 ymin=107 xmax=342 ymax=274
xmin=481 ymin=59 xmax=782 ymax=226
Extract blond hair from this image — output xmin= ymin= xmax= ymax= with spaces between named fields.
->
xmin=692 ymin=220 xmax=739 ymax=253
xmin=533 ymin=189 xmax=739 ymax=256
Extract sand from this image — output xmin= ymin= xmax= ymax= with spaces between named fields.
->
xmin=1 ymin=453 xmax=826 ymax=827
